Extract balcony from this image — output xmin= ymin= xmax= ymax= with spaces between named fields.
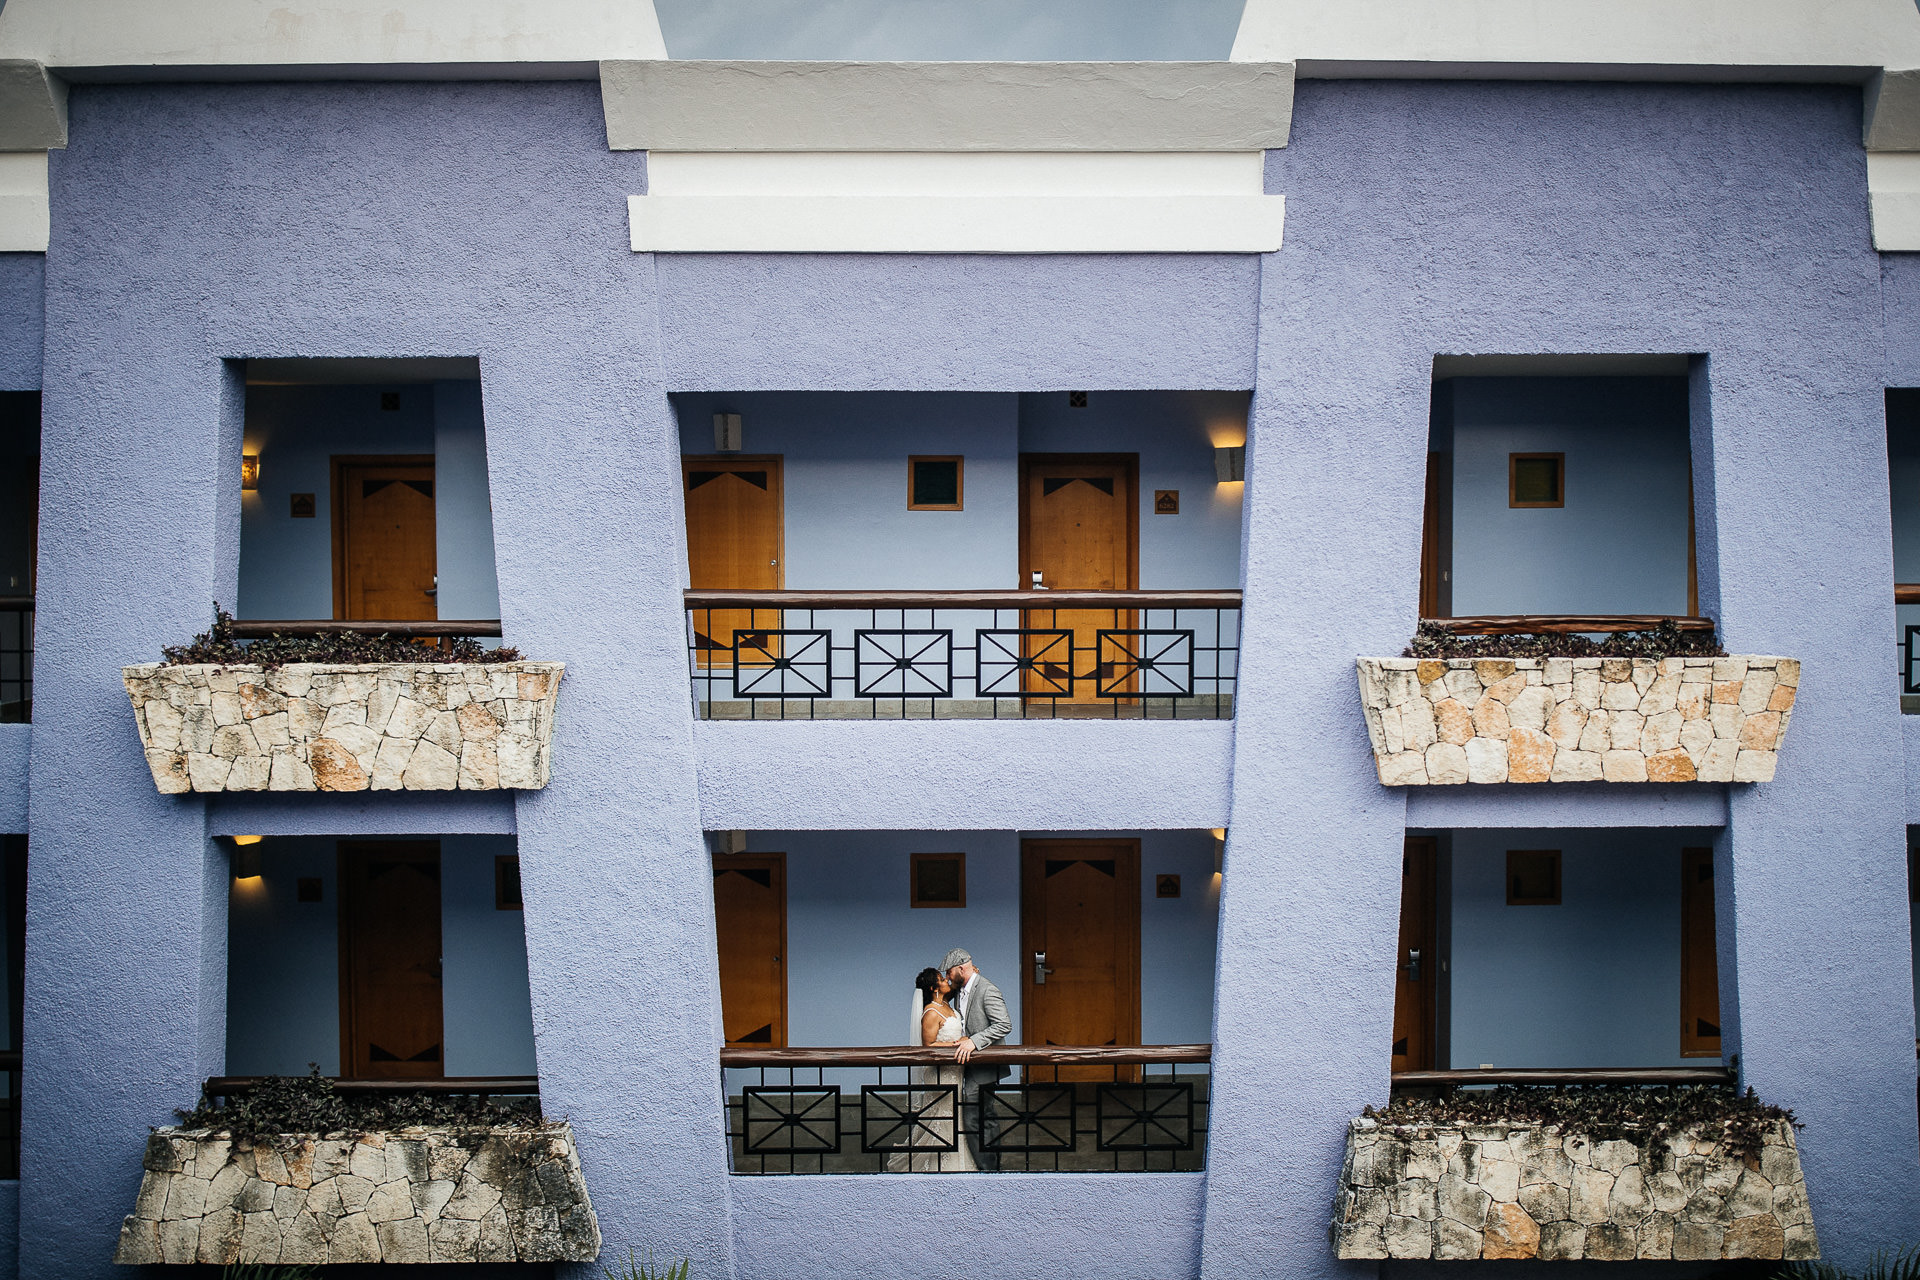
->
xmin=0 ymin=595 xmax=26 ymax=724
xmin=685 ymin=589 xmax=1240 ymax=720
xmin=723 ymin=1043 xmax=1209 ymax=1174
xmin=673 ymin=389 xmax=1247 ymax=722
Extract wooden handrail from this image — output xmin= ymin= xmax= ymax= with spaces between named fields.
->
xmin=0 ymin=597 xmax=31 ymax=610
xmin=684 ymin=590 xmax=1242 ymax=611
xmin=0 ymin=1050 xmax=19 ymax=1070
xmin=1897 ymin=584 xmax=1920 ymax=605
xmin=720 ymin=1043 xmax=1212 ymax=1068
xmin=204 ymin=1075 xmax=537 ymax=1096
xmin=1391 ymin=1066 xmax=1734 ymax=1087
xmin=1420 ymin=615 xmax=1715 ymax=636
xmin=223 ymin=619 xmax=503 ymax=639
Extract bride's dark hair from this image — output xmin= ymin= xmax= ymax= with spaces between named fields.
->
xmin=914 ymin=967 xmax=944 ymax=1003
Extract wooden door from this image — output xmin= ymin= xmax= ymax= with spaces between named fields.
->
xmin=1680 ymin=846 xmax=1722 ymax=1058
xmin=1392 ymin=837 xmax=1437 ymax=1072
xmin=332 ymin=457 xmax=437 ymax=621
xmin=1021 ymin=838 xmax=1140 ymax=1081
xmin=714 ymin=852 xmax=787 ymax=1047
xmin=684 ymin=456 xmax=784 ymax=668
xmin=1018 ymin=455 xmax=1139 ymax=703
xmin=338 ymin=841 xmax=444 ymax=1080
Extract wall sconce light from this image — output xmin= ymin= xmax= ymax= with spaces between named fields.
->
xmin=711 ymin=829 xmax=747 ymax=854
xmin=1212 ymin=827 xmax=1227 ymax=874
xmin=241 ymin=454 xmax=261 ymax=491
xmin=1214 ymin=446 xmax=1245 ymax=483
xmin=228 ymin=834 xmax=263 ymax=879
xmin=713 ymin=413 xmax=743 ymax=452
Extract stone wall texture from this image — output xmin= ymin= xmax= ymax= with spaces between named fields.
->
xmin=113 ymin=1124 xmax=599 ymax=1265
xmin=121 ymin=661 xmax=564 ymax=792
xmin=1356 ymin=656 xmax=1798 ymax=785
xmin=1333 ymin=1118 xmax=1816 ymax=1261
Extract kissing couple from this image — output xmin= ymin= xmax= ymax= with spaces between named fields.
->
xmin=901 ymin=948 xmax=1012 ymax=1172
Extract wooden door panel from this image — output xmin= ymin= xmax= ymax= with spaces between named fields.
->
xmin=1680 ymin=847 xmax=1721 ymax=1058
xmin=1022 ymin=839 xmax=1140 ymax=1081
xmin=339 ymin=841 xmax=443 ymax=1080
xmin=1019 ymin=456 xmax=1139 ymax=703
xmin=684 ymin=456 xmax=784 ymax=669
xmin=1392 ymin=837 xmax=1437 ymax=1072
xmin=714 ymin=852 xmax=787 ymax=1047
xmin=333 ymin=458 xmax=436 ymax=621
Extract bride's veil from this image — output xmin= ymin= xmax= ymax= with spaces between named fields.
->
xmin=908 ymin=987 xmax=926 ymax=1046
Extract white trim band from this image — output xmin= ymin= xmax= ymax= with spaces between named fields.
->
xmin=0 ymin=151 xmax=48 ymax=252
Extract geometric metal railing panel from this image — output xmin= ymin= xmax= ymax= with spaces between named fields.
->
xmin=859 ymin=1084 xmax=959 ymax=1153
xmin=1096 ymin=1081 xmax=1195 ymax=1151
xmin=1096 ymin=630 xmax=1194 ymax=698
xmin=854 ymin=631 xmax=953 ymax=698
xmin=731 ymin=631 xmax=832 ymax=699
xmin=981 ymin=1084 xmax=1076 ymax=1152
xmin=1904 ymin=624 xmax=1920 ymax=695
xmin=742 ymin=1087 xmax=842 ymax=1154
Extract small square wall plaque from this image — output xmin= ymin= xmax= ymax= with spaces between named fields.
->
xmin=290 ymin=493 xmax=316 ymax=518
xmin=1156 ymin=874 xmax=1182 ymax=898
xmin=1154 ymin=490 xmax=1180 ymax=515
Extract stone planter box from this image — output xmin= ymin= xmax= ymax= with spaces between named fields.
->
xmin=122 ymin=661 xmax=564 ymax=793
xmin=114 ymin=1123 xmax=599 ymax=1265
xmin=1332 ymin=1116 xmax=1816 ymax=1262
xmin=1356 ymin=656 xmax=1798 ymax=785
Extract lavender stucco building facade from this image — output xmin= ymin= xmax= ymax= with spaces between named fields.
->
xmin=0 ymin=0 xmax=1918 ymax=1277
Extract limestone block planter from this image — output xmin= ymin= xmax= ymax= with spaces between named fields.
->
xmin=114 ymin=1123 xmax=599 ymax=1265
xmin=1356 ymin=656 xmax=1798 ymax=785
xmin=1332 ymin=1117 xmax=1816 ymax=1261
xmin=122 ymin=661 xmax=564 ymax=793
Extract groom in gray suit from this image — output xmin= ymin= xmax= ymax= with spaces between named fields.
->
xmin=943 ymin=947 xmax=1012 ymax=1171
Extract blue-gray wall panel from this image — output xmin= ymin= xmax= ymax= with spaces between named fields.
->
xmin=0 ymin=726 xmax=23 ymax=834
xmin=0 ymin=254 xmax=42 ymax=392
xmin=1207 ymin=79 xmax=1915 ymax=1278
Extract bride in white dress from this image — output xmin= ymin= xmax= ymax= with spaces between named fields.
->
xmin=905 ymin=967 xmax=977 ymax=1172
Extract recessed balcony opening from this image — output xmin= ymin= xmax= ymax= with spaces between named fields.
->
xmin=671 ymin=390 xmax=1247 ymax=719
xmin=1888 ymin=390 xmax=1920 ymax=710
xmin=0 ymin=391 xmax=37 ymax=723
xmin=1392 ymin=829 xmax=1726 ymax=1082
xmin=710 ymin=828 xmax=1222 ymax=1172
xmin=236 ymin=358 xmax=500 ymax=647
xmin=225 ymin=835 xmax=536 ymax=1089
xmin=1421 ymin=355 xmax=1698 ymax=642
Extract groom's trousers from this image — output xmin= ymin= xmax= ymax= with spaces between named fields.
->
xmin=960 ymin=1069 xmax=1004 ymax=1172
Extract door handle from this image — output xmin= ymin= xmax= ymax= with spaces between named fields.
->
xmin=423 ymin=574 xmax=438 ymax=599
xmin=1402 ymin=948 xmax=1421 ymax=983
xmin=1033 ymin=951 xmax=1053 ymax=985
xmin=1030 ymin=570 xmax=1046 ymax=589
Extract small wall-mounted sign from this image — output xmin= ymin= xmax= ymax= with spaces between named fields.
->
xmin=290 ymin=493 xmax=316 ymax=518
xmin=296 ymin=877 xmax=323 ymax=903
xmin=1154 ymin=489 xmax=1180 ymax=515
xmin=1155 ymin=874 xmax=1182 ymax=898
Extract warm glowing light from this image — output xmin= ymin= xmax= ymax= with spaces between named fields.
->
xmin=231 ymin=834 xmax=264 ymax=846
xmin=1206 ymin=420 xmax=1248 ymax=449
xmin=241 ymin=454 xmax=261 ymax=490
xmin=1210 ymin=828 xmax=1227 ymax=841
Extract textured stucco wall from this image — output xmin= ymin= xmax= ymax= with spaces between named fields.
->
xmin=0 ymin=252 xmax=41 ymax=391
xmin=0 ymin=725 xmax=24 ymax=833
xmin=1206 ymin=79 xmax=1917 ymax=1279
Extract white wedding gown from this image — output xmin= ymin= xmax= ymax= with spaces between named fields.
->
xmin=909 ymin=1012 xmax=978 ymax=1172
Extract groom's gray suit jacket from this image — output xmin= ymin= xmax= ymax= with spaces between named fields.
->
xmin=957 ymin=973 xmax=1013 ymax=1087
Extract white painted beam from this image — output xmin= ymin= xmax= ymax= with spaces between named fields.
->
xmin=0 ymin=61 xmax=64 ymax=150
xmin=602 ymin=61 xmax=1294 ymax=153
xmin=630 ymin=151 xmax=1285 ymax=254
xmin=1869 ymin=152 xmax=1920 ymax=250
xmin=0 ymin=151 xmax=48 ymax=252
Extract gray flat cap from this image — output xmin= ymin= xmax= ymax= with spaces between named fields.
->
xmin=941 ymin=948 xmax=972 ymax=970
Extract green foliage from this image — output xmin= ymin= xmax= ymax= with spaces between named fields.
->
xmin=1772 ymin=1246 xmax=1920 ymax=1280
xmin=1403 ymin=618 xmax=1727 ymax=661
xmin=161 ymin=606 xmax=522 ymax=669
xmin=221 ymin=1266 xmax=319 ymax=1280
xmin=175 ymin=1066 xmax=539 ymax=1139
xmin=1363 ymin=1084 xmax=1796 ymax=1163
xmin=604 ymin=1249 xmax=692 ymax=1280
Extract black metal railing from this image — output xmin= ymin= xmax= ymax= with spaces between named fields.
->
xmin=0 ymin=597 xmax=30 ymax=724
xmin=720 ymin=1044 xmax=1210 ymax=1174
xmin=202 ymin=1074 xmax=538 ymax=1100
xmin=685 ymin=591 xmax=1240 ymax=720
xmin=223 ymin=619 xmax=503 ymax=643
xmin=1389 ymin=1065 xmax=1735 ymax=1097
xmin=1903 ymin=624 xmax=1920 ymax=697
